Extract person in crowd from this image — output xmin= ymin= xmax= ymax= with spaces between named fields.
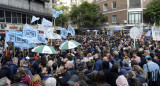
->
xmin=143 ymin=55 xmax=160 ymax=78
xmin=131 ymin=52 xmax=141 ymax=63
xmin=126 ymin=70 xmax=142 ymax=86
xmin=139 ymin=50 xmax=150 ymax=67
xmin=132 ymin=65 xmax=146 ymax=84
xmin=120 ymin=59 xmax=132 ymax=76
xmin=94 ymin=53 xmax=103 ymax=71
xmin=17 ymin=68 xmax=31 ymax=86
xmin=0 ymin=65 xmax=8 ymax=79
xmin=30 ymin=74 xmax=41 ymax=86
xmin=110 ymin=51 xmax=123 ymax=68
xmin=45 ymin=77 xmax=56 ymax=86
xmin=51 ymin=62 xmax=58 ymax=76
xmin=67 ymin=74 xmax=80 ymax=86
xmin=108 ymin=64 xmax=120 ymax=86
xmin=29 ymin=53 xmax=39 ymax=75
xmin=21 ymin=61 xmax=33 ymax=78
xmin=41 ymin=66 xmax=53 ymax=81
xmin=59 ymin=61 xmax=77 ymax=86
xmin=7 ymin=57 xmax=18 ymax=79
xmin=102 ymin=61 xmax=110 ymax=83
xmin=11 ymin=72 xmax=26 ymax=86
xmin=76 ymin=61 xmax=87 ymax=80
xmin=116 ymin=75 xmax=129 ymax=86
xmin=131 ymin=60 xmax=138 ymax=68
xmin=0 ymin=77 xmax=11 ymax=86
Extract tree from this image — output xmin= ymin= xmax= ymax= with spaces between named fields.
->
xmin=70 ymin=2 xmax=106 ymax=29
xmin=55 ymin=5 xmax=69 ymax=27
xmin=144 ymin=0 xmax=160 ymax=25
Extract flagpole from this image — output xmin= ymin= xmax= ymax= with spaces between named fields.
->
xmin=134 ymin=38 xmax=136 ymax=47
xmin=14 ymin=43 xmax=15 ymax=57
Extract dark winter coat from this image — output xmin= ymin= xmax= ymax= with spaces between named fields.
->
xmin=7 ymin=61 xmax=18 ymax=78
xmin=94 ymin=58 xmax=103 ymax=71
xmin=120 ymin=66 xmax=132 ymax=76
xmin=108 ymin=72 xmax=119 ymax=86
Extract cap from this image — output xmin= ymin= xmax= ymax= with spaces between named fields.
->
xmin=67 ymin=74 xmax=80 ymax=85
xmin=145 ymin=55 xmax=151 ymax=59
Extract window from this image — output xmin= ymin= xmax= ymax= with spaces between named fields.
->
xmin=27 ymin=15 xmax=31 ymax=24
xmin=103 ymin=4 xmax=108 ymax=11
xmin=129 ymin=0 xmax=141 ymax=8
xmin=6 ymin=11 xmax=11 ymax=23
xmin=0 ymin=10 xmax=5 ymax=22
xmin=128 ymin=11 xmax=142 ymax=24
xmin=17 ymin=13 xmax=22 ymax=24
xmin=112 ymin=1 xmax=116 ymax=9
xmin=112 ymin=15 xmax=117 ymax=23
xmin=12 ymin=12 xmax=17 ymax=23
xmin=22 ymin=14 xmax=26 ymax=24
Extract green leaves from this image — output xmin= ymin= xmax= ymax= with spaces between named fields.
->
xmin=70 ymin=1 xmax=105 ymax=28
xmin=144 ymin=0 xmax=160 ymax=25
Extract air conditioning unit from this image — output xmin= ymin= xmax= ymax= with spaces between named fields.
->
xmin=123 ymin=20 xmax=127 ymax=24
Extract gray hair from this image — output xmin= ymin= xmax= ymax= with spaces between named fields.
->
xmin=12 ymin=57 xmax=18 ymax=62
xmin=45 ymin=77 xmax=56 ymax=86
xmin=68 ymin=61 xmax=74 ymax=68
xmin=133 ymin=65 xmax=141 ymax=74
xmin=123 ymin=59 xmax=130 ymax=67
xmin=113 ymin=51 xmax=119 ymax=57
xmin=126 ymin=70 xmax=136 ymax=79
xmin=0 ymin=77 xmax=9 ymax=86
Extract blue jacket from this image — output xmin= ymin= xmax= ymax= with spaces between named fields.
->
xmin=94 ymin=58 xmax=103 ymax=71
xmin=21 ymin=66 xmax=33 ymax=78
xmin=136 ymin=73 xmax=146 ymax=83
xmin=7 ymin=61 xmax=18 ymax=78
xmin=120 ymin=66 xmax=132 ymax=76
xmin=29 ymin=59 xmax=39 ymax=74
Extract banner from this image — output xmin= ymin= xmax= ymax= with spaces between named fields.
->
xmin=5 ymin=31 xmax=15 ymax=42
xmin=60 ymin=28 xmax=68 ymax=39
xmin=12 ymin=30 xmax=23 ymax=36
xmin=152 ymin=26 xmax=160 ymax=41
xmin=67 ymin=25 xmax=75 ymax=36
xmin=42 ymin=18 xmax=53 ymax=27
xmin=37 ymin=34 xmax=48 ymax=44
xmin=53 ymin=33 xmax=61 ymax=39
xmin=14 ymin=35 xmax=30 ymax=49
xmin=23 ymin=24 xmax=38 ymax=42
xmin=44 ymin=28 xmax=53 ymax=39
xmin=38 ymin=24 xmax=45 ymax=31
xmin=52 ymin=9 xmax=63 ymax=19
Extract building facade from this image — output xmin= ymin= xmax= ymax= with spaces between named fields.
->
xmin=0 ymin=0 xmax=52 ymax=34
xmin=95 ymin=0 xmax=152 ymax=29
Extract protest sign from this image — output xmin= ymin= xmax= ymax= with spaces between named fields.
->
xmin=38 ymin=34 xmax=48 ymax=44
xmin=130 ymin=27 xmax=141 ymax=39
xmin=152 ymin=26 xmax=160 ymax=41
xmin=14 ymin=35 xmax=29 ymax=49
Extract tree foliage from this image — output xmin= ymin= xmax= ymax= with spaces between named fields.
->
xmin=144 ymin=0 xmax=160 ymax=25
xmin=55 ymin=5 xmax=69 ymax=27
xmin=70 ymin=2 xmax=106 ymax=28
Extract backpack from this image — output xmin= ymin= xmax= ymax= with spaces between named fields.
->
xmin=113 ymin=59 xmax=121 ymax=67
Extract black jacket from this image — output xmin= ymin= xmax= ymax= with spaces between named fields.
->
xmin=108 ymin=72 xmax=119 ymax=86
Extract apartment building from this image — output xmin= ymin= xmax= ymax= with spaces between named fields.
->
xmin=0 ymin=0 xmax=52 ymax=34
xmin=95 ymin=0 xmax=152 ymax=29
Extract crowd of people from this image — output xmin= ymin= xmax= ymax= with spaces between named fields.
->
xmin=0 ymin=34 xmax=159 ymax=86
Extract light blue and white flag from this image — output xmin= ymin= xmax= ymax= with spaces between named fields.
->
xmin=67 ymin=25 xmax=75 ymax=36
xmin=5 ymin=31 xmax=15 ymax=42
xmin=52 ymin=9 xmax=63 ymax=19
xmin=14 ymin=35 xmax=30 ymax=49
xmin=42 ymin=18 xmax=53 ymax=27
xmin=145 ymin=30 xmax=151 ymax=37
xmin=23 ymin=24 xmax=38 ymax=43
xmin=12 ymin=30 xmax=23 ymax=36
xmin=60 ymin=28 xmax=68 ymax=39
xmin=44 ymin=28 xmax=53 ymax=39
xmin=37 ymin=34 xmax=48 ymax=44
xmin=31 ymin=16 xmax=40 ymax=23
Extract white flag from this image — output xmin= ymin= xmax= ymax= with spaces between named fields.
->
xmin=42 ymin=18 xmax=53 ymax=27
xmin=31 ymin=16 xmax=40 ymax=23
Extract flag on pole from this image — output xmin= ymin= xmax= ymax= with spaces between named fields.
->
xmin=42 ymin=18 xmax=53 ymax=27
xmin=121 ymin=28 xmax=125 ymax=37
xmin=31 ymin=16 xmax=40 ymax=23
xmin=60 ymin=28 xmax=68 ymax=39
xmin=145 ymin=30 xmax=151 ymax=37
xmin=52 ymin=9 xmax=63 ymax=19
xmin=38 ymin=24 xmax=45 ymax=31
xmin=44 ymin=28 xmax=53 ymax=39
xmin=67 ymin=25 xmax=75 ymax=36
xmin=12 ymin=30 xmax=23 ymax=36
